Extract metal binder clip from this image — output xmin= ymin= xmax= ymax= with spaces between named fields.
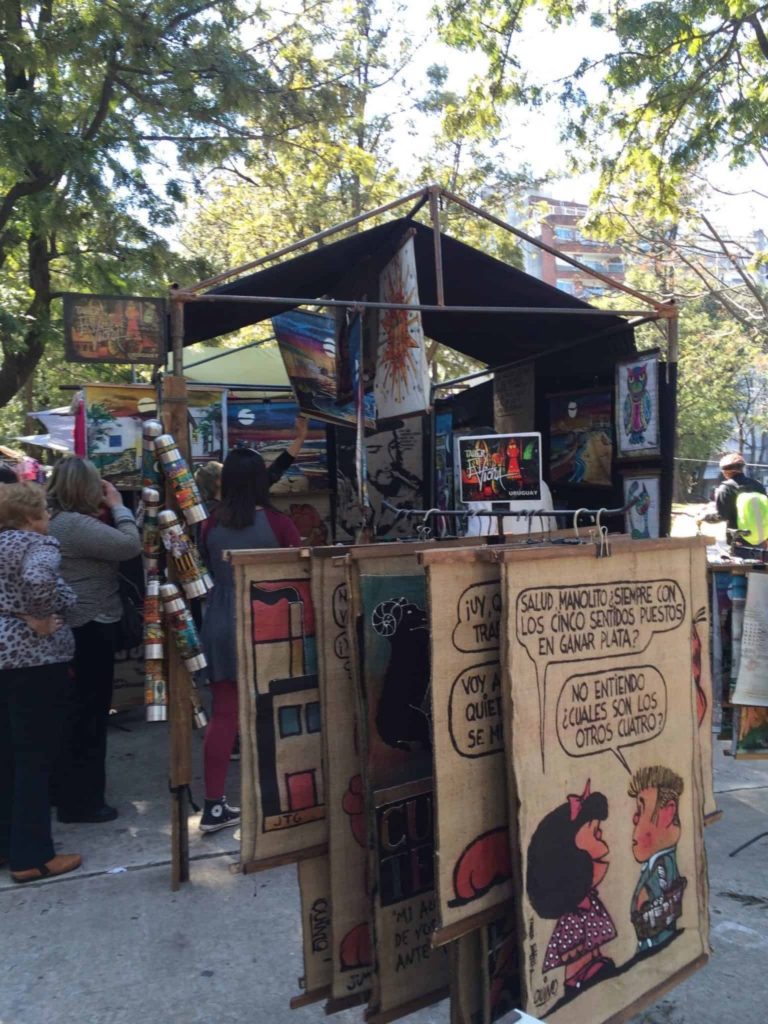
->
xmin=573 ymin=508 xmax=589 ymax=541
xmin=595 ymin=509 xmax=611 ymax=558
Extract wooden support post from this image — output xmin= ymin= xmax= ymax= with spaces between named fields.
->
xmin=166 ymin=294 xmax=193 ymax=889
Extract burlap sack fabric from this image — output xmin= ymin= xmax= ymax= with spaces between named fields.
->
xmin=311 ymin=551 xmax=373 ymax=1001
xmin=423 ymin=554 xmax=513 ymax=943
xmin=231 ymin=549 xmax=327 ymax=869
xmin=346 ymin=546 xmax=449 ymax=1022
xmin=295 ymin=854 xmax=333 ymax=1005
xmin=500 ymin=538 xmax=709 ymax=1024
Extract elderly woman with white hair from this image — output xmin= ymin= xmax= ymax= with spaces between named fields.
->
xmin=0 ymin=481 xmax=81 ymax=883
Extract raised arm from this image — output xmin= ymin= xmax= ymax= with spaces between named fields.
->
xmin=66 ymin=482 xmax=141 ymax=561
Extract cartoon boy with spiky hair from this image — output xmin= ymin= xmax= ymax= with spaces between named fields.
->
xmin=629 ymin=766 xmax=688 ymax=955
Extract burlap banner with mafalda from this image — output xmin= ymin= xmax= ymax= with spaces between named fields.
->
xmin=499 ymin=537 xmax=709 ymax=1024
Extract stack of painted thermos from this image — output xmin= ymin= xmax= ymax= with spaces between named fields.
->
xmin=141 ymin=421 xmax=212 ymax=725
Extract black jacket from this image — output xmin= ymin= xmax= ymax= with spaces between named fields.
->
xmin=715 ymin=473 xmax=766 ymax=530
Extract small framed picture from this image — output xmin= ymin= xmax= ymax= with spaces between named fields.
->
xmin=615 ymin=350 xmax=661 ymax=458
xmin=63 ymin=293 xmax=167 ymax=365
xmin=548 ymin=388 xmax=614 ymax=488
xmin=623 ymin=469 xmax=661 ymax=539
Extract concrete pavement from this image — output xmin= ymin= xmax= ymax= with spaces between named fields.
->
xmin=1 ymin=711 xmax=767 ymax=1024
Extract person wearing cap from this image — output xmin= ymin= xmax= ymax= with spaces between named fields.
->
xmin=714 ymin=453 xmax=766 ymax=532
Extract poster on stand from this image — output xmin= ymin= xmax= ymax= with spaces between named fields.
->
xmin=64 ymin=294 xmax=166 ymax=365
xmin=335 ymin=420 xmax=425 ymax=541
xmin=84 ymin=384 xmax=156 ymax=488
xmin=231 ymin=549 xmax=327 ymax=870
xmin=548 ymin=389 xmax=613 ymax=488
xmin=375 ymin=236 xmax=431 ymax=422
xmin=623 ymin=470 xmax=661 ymax=539
xmin=369 ymin=779 xmax=450 ymax=1020
xmin=188 ymin=388 xmax=226 ymax=465
xmin=294 ymin=854 xmax=333 ymax=1005
xmin=615 ymin=351 xmax=661 ymax=458
xmin=227 ymin=398 xmax=328 ymax=492
xmin=500 ymin=539 xmax=709 ymax=1024
xmin=311 ymin=552 xmax=373 ymax=1001
xmin=273 ymin=311 xmax=375 ymax=429
xmin=457 ymin=433 xmax=542 ymax=503
xmin=423 ymin=553 xmax=513 ymax=943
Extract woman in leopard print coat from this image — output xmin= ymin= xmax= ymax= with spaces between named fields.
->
xmin=0 ymin=482 xmax=81 ymax=883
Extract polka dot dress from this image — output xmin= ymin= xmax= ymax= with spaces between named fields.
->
xmin=543 ymin=890 xmax=617 ymax=971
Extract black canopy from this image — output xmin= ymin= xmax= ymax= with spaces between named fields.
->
xmin=183 ymin=216 xmax=634 ymax=368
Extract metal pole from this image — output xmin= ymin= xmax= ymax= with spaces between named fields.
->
xmin=179 ymin=292 xmax=654 ymax=317
xmin=429 ymin=186 xmax=445 ymax=306
xmin=438 ymin=186 xmax=665 ymax=311
xmin=661 ymin=303 xmax=679 ymax=537
xmin=185 ymin=187 xmax=430 ymax=294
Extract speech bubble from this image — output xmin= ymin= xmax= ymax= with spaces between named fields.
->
xmin=448 ymin=661 xmax=504 ymax=758
xmin=515 ymin=578 xmax=686 ymax=769
xmin=556 ymin=665 xmax=667 ymax=771
xmin=452 ymin=582 xmax=502 ymax=653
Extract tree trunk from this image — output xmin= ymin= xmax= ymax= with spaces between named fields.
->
xmin=0 ymin=232 xmax=50 ymax=408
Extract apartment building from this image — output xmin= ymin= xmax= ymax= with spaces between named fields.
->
xmin=519 ymin=195 xmax=626 ymax=299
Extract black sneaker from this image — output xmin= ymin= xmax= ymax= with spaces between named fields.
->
xmin=199 ymin=798 xmax=240 ymax=833
xmin=230 ymin=736 xmax=240 ymax=761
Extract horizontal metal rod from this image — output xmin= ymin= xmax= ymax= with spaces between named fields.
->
xmin=179 ymin=292 xmax=648 ymax=317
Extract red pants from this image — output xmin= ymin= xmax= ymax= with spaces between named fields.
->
xmin=203 ymin=680 xmax=238 ymax=800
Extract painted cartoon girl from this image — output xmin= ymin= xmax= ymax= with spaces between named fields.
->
xmin=526 ymin=780 xmax=616 ymax=1001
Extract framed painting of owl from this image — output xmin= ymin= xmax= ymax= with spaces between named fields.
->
xmin=615 ymin=350 xmax=661 ymax=459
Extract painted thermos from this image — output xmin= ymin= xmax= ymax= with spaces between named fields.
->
xmin=143 ymin=576 xmax=165 ymax=662
xmin=142 ymin=419 xmax=163 ymax=489
xmin=145 ymin=660 xmax=168 ymax=723
xmin=160 ymin=582 xmax=207 ymax=673
xmin=154 ymin=433 xmax=207 ymax=525
xmin=142 ymin=486 xmax=162 ymax=573
xmin=157 ymin=509 xmax=213 ymax=599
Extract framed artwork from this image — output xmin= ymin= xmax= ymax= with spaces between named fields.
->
xmin=548 ymin=389 xmax=613 ymax=488
xmin=615 ymin=350 xmax=661 ymax=458
xmin=85 ymin=384 xmax=156 ymax=488
xmin=623 ymin=469 xmax=661 ymax=539
xmin=273 ymin=310 xmax=375 ymax=429
xmin=456 ymin=433 xmax=542 ymax=504
xmin=226 ymin=398 xmax=329 ymax=492
xmin=63 ymin=294 xmax=166 ymax=365
xmin=188 ymin=388 xmax=227 ymax=466
xmin=375 ymin=235 xmax=431 ymax=422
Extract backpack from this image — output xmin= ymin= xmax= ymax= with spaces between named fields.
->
xmin=735 ymin=490 xmax=768 ymax=545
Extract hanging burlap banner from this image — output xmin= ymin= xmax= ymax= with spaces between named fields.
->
xmin=292 ymin=854 xmax=333 ymax=1008
xmin=500 ymin=538 xmax=709 ymax=1024
xmin=689 ymin=545 xmax=719 ymax=821
xmin=345 ymin=542 xmax=477 ymax=1019
xmin=422 ymin=551 xmax=513 ymax=943
xmin=368 ymin=778 xmax=450 ymax=1023
xmin=230 ymin=549 xmax=327 ymax=870
xmin=311 ymin=550 xmax=374 ymax=1002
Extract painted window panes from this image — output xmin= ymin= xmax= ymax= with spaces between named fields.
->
xmin=279 ymin=705 xmax=302 ymax=738
xmin=305 ymin=701 xmax=321 ymax=734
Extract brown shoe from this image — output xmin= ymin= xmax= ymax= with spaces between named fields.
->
xmin=11 ymin=853 xmax=82 ymax=884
